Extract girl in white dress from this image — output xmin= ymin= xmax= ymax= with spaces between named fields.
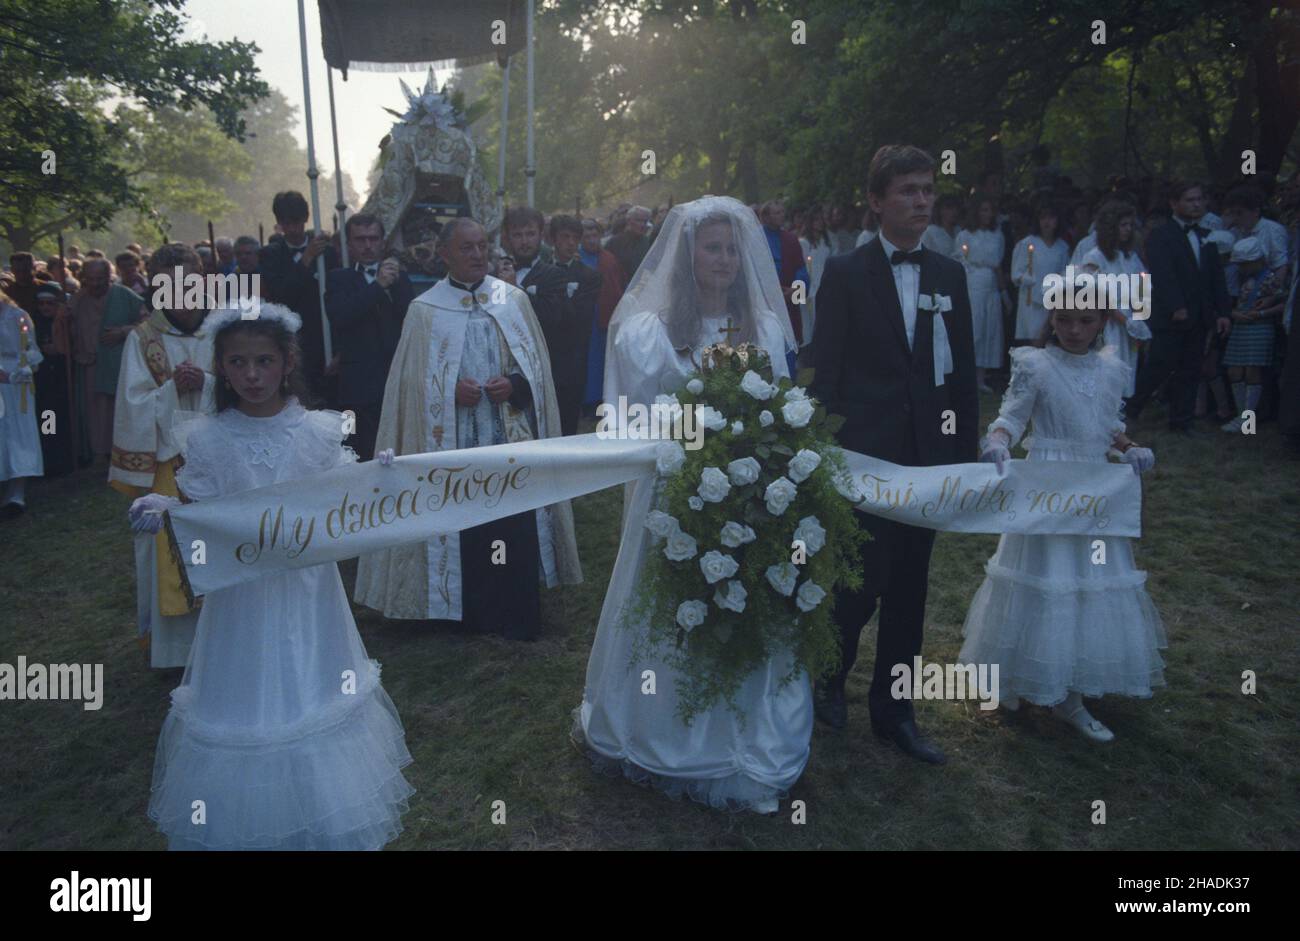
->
xmin=1011 ymin=203 xmax=1069 ymax=342
xmin=961 ymin=305 xmax=1165 ymax=742
xmin=1078 ymin=200 xmax=1150 ymax=397
xmin=956 ymin=195 xmax=1007 ymax=391
xmin=575 ymin=196 xmax=804 ymax=813
xmin=132 ymin=302 xmax=414 ymax=849
xmin=0 ymin=296 xmax=43 ymax=517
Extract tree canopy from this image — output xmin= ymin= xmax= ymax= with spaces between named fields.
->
xmin=0 ymin=0 xmax=269 ymax=251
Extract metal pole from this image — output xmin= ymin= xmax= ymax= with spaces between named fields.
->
xmin=296 ymin=0 xmax=332 ymax=364
xmin=327 ymin=64 xmax=350 ymax=268
xmin=496 ymin=57 xmax=511 ymax=249
xmin=525 ymin=0 xmax=535 ymax=206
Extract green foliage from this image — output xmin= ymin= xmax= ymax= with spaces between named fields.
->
xmin=630 ymin=345 xmax=867 ymax=723
xmin=0 ymin=0 xmax=269 ymax=251
xmin=471 ymin=0 xmax=1294 ymax=213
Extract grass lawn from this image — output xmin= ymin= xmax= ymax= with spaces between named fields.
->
xmin=2 ymin=401 xmax=1297 ymax=850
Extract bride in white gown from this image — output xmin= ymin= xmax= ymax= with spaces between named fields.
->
xmin=573 ymin=196 xmax=806 ymax=813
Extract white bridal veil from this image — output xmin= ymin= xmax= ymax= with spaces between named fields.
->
xmin=604 ymin=195 xmax=797 ymax=406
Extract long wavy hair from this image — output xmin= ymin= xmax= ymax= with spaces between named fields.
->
xmin=662 ymin=211 xmax=761 ymax=353
xmin=212 ymin=317 xmax=314 ymax=412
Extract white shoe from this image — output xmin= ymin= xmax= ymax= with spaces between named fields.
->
xmin=1051 ymin=701 xmax=1115 ymax=742
xmin=1220 ymin=417 xmax=1244 ymax=433
xmin=1000 ymin=695 xmax=1021 ymax=712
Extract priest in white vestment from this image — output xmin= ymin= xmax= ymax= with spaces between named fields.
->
xmin=354 ymin=218 xmax=580 ymax=637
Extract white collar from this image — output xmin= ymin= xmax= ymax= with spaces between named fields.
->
xmin=417 ymin=274 xmax=505 ymax=312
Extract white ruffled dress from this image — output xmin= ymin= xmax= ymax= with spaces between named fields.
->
xmin=148 ymin=400 xmax=414 ymax=850
xmin=958 ymin=346 xmax=1167 ymax=705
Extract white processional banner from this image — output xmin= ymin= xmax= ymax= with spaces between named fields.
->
xmin=166 ymin=433 xmax=1142 ymax=598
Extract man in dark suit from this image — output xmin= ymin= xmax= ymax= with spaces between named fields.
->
xmin=504 ymin=206 xmax=584 ymax=435
xmin=324 ymin=212 xmax=414 ymax=461
xmin=258 ymin=190 xmax=340 ymax=406
xmin=1127 ymin=180 xmax=1231 ymax=432
xmin=549 ymin=213 xmax=601 ymax=424
xmin=811 ymin=144 xmax=979 ymax=765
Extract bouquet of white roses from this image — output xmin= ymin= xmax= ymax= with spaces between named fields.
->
xmin=632 ymin=343 xmax=868 ymax=723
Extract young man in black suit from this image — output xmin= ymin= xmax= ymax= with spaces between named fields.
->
xmin=504 ymin=206 xmax=584 ymax=435
xmin=257 ymin=190 xmax=340 ymax=405
xmin=324 ymin=212 xmax=414 ymax=461
xmin=549 ymin=213 xmax=601 ymax=419
xmin=811 ymin=145 xmax=979 ymax=764
xmin=1127 ymin=180 xmax=1231 ymax=432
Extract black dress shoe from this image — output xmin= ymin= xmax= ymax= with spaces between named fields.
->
xmin=813 ymin=682 xmax=847 ymax=730
xmin=0 ymin=502 xmax=25 ymax=521
xmin=871 ymin=717 xmax=947 ymax=765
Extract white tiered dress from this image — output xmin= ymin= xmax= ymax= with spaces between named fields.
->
xmin=147 ymin=400 xmax=414 ymax=850
xmin=958 ymin=345 xmax=1167 ymax=705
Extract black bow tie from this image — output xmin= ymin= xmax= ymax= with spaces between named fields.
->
xmin=448 ymin=276 xmax=485 ymax=293
xmin=890 ymin=248 xmax=924 ymax=266
xmin=357 ymin=263 xmax=378 ymax=276
xmin=1182 ymin=223 xmax=1206 ymax=238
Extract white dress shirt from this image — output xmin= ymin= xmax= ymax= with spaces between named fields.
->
xmin=877 ymin=232 xmax=920 ymax=349
xmin=1175 ymin=216 xmax=1203 ymax=266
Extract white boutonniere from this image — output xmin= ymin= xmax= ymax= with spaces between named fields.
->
xmin=526 ymin=284 xmax=538 ymax=296
xmin=917 ymin=294 xmax=955 ymax=386
xmin=917 ymin=293 xmax=952 ymax=313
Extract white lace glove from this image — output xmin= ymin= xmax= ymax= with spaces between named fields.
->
xmin=979 ymin=433 xmax=1012 ymax=476
xmin=377 ymin=448 xmax=395 ymax=466
xmin=11 ymin=366 xmax=33 ymax=384
xmin=128 ymin=493 xmax=181 ymax=534
xmin=1120 ymin=447 xmax=1155 ymax=476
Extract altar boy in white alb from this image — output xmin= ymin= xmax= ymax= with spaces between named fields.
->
xmin=354 ymin=218 xmax=581 ymax=639
xmin=109 ymin=243 xmax=216 ymax=668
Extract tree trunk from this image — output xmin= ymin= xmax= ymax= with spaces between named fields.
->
xmin=736 ymin=138 xmax=760 ymax=205
xmin=1211 ymin=52 xmax=1257 ymax=186
xmin=1251 ymin=4 xmax=1300 ymax=186
xmin=708 ymin=134 xmax=730 ymax=196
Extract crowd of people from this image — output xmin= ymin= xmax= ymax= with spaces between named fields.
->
xmin=3 ymin=162 xmax=1297 ymax=526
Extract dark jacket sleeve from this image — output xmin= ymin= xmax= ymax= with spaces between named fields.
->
xmin=945 ymin=264 xmax=981 ymax=459
xmin=325 ymin=270 xmax=389 ymax=334
xmin=810 ymin=254 xmax=849 ymax=415
xmin=1146 ymin=228 xmax=1187 ymax=329
xmin=507 ymin=371 xmax=533 ymax=411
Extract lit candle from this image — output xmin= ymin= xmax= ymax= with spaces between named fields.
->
xmin=961 ymin=242 xmax=969 ymax=262
xmin=1024 ymin=242 xmax=1035 ymax=306
xmin=19 ymin=319 xmax=30 ymax=414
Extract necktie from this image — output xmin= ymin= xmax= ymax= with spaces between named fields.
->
xmin=890 ymin=249 xmax=924 ymax=266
